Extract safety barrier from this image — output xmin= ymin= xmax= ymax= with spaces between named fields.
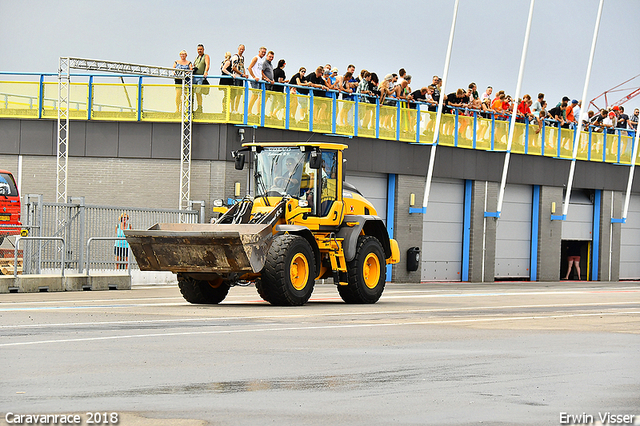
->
xmin=85 ymin=237 xmax=131 ymax=276
xmin=1 ymin=72 xmax=637 ymax=166
xmin=18 ymin=194 xmax=198 ymax=275
xmin=14 ymin=237 xmax=65 ymax=277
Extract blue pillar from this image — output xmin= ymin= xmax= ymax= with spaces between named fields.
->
xmin=592 ymin=189 xmax=601 ymax=281
xmin=462 ymin=180 xmax=472 ymax=281
xmin=530 ymin=185 xmax=540 ymax=281
xmin=386 ymin=173 xmax=396 ymax=282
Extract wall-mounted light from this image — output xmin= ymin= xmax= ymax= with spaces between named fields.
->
xmin=238 ymin=127 xmax=245 ymax=142
xmin=234 ymin=182 xmax=241 ymax=197
xmin=410 ymin=193 xmax=415 ymax=207
xmin=551 ymin=201 xmax=556 ymax=214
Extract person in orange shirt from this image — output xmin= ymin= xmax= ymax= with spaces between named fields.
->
xmin=565 ymin=99 xmax=578 ymax=128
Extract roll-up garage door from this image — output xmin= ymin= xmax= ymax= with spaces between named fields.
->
xmin=561 ymin=190 xmax=593 ymax=241
xmin=345 ymin=172 xmax=388 ymax=224
xmin=620 ymin=194 xmax=640 ymax=279
xmin=421 ymin=178 xmax=465 ymax=281
xmin=495 ymin=185 xmax=532 ymax=278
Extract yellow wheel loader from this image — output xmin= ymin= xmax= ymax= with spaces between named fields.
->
xmin=125 ymin=142 xmax=400 ymax=306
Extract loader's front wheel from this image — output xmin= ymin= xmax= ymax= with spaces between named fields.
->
xmin=257 ymin=234 xmax=315 ymax=306
xmin=178 ymin=275 xmax=230 ymax=304
xmin=338 ymin=235 xmax=385 ymax=304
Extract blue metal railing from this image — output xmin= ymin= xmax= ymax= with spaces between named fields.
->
xmin=0 ymin=71 xmax=637 ymax=166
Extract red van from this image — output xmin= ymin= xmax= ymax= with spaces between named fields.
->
xmin=0 ymin=170 xmax=22 ymax=244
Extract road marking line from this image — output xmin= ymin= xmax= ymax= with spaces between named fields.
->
xmin=2 ymin=311 xmax=639 ymax=347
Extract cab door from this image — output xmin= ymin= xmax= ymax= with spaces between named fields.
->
xmin=299 ymin=150 xmax=343 ymax=229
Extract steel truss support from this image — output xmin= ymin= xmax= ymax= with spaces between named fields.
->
xmin=57 ymin=58 xmax=70 ymax=204
xmin=56 ymin=57 xmax=193 ymax=211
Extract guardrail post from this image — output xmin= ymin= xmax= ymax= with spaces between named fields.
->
xmin=38 ymin=74 xmax=44 ymax=119
xmin=396 ymin=101 xmax=401 ymax=141
xmin=309 ymin=91 xmax=314 ymax=132
xmin=260 ymin=82 xmax=266 ymax=127
xmin=332 ymin=93 xmax=337 ymax=134
xmin=87 ymin=76 xmax=93 ymax=120
xmin=243 ymin=79 xmax=249 ymax=125
xmin=285 ymin=86 xmax=290 ymax=129
xmin=137 ymin=76 xmax=143 ymax=121
xmin=454 ymin=108 xmax=459 ymax=147
xmin=354 ymin=95 xmax=359 ymax=137
xmin=415 ymin=103 xmax=421 ymax=143
xmin=375 ymin=98 xmax=380 ymax=139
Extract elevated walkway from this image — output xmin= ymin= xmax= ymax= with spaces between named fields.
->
xmin=1 ymin=72 xmax=637 ymax=166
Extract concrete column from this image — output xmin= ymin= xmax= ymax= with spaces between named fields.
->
xmin=598 ymin=190 xmax=622 ymax=282
xmin=468 ymin=181 xmax=498 ymax=282
xmin=537 ymin=186 xmax=563 ymax=281
xmin=393 ymin=175 xmax=425 ymax=283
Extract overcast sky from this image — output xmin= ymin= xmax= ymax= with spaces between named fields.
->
xmin=1 ymin=0 xmax=638 ymax=111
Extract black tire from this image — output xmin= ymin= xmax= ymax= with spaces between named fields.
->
xmin=178 ymin=275 xmax=230 ymax=304
xmin=338 ymin=235 xmax=386 ymax=304
xmin=256 ymin=234 xmax=315 ymax=306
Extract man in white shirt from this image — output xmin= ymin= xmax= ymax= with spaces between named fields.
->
xmin=247 ymin=46 xmax=267 ymax=115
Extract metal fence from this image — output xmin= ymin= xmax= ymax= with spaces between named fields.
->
xmin=17 ymin=195 xmax=199 ymax=274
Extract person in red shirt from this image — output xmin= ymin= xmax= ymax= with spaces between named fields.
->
xmin=517 ymin=94 xmax=534 ymax=122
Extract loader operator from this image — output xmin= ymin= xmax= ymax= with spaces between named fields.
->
xmin=273 ymin=156 xmax=303 ymax=197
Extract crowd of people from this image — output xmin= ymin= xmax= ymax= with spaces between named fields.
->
xmin=173 ymin=44 xmax=639 ymax=138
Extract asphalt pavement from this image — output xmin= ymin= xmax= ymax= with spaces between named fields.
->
xmin=1 ymin=281 xmax=639 ymax=426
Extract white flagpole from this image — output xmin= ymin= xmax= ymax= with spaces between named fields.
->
xmin=422 ymin=0 xmax=459 ymax=211
xmin=496 ymin=0 xmax=536 ymax=216
xmin=562 ymin=0 xmax=604 ymax=217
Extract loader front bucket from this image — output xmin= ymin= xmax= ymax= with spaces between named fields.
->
xmin=124 ymin=223 xmax=274 ymax=274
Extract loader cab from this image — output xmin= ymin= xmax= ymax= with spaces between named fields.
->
xmin=0 ymin=170 xmax=22 ymax=244
xmin=250 ymin=144 xmax=344 ymax=228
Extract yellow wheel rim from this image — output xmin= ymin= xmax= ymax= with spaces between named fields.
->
xmin=363 ymin=253 xmax=381 ymax=289
xmin=290 ymin=253 xmax=309 ymax=291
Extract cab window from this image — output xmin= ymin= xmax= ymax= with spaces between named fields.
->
xmin=0 ymin=173 xmax=18 ymax=196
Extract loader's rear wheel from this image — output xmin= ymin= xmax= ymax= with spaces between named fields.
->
xmin=257 ymin=234 xmax=315 ymax=306
xmin=178 ymin=275 xmax=230 ymax=304
xmin=338 ymin=235 xmax=385 ymax=304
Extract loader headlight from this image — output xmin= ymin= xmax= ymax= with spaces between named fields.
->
xmin=213 ymin=199 xmax=223 ymax=207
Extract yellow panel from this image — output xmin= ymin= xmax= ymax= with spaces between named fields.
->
xmin=510 ymin=122 xmax=527 ymax=154
xmin=336 ymin=98 xmax=355 ymax=136
xmin=42 ymin=82 xmax=88 ymax=119
xmin=139 ymin=84 xmax=181 ymax=122
xmin=378 ymin=103 xmax=397 ymax=140
xmin=357 ymin=102 xmax=377 ymax=138
xmin=418 ymin=110 xmax=435 ymax=144
xmin=543 ymin=125 xmax=559 ymax=157
xmin=263 ymin=91 xmax=286 ymax=129
xmin=475 ymin=116 xmax=492 ymax=150
xmin=576 ymin=131 xmax=590 ymax=161
xmin=289 ymin=93 xmax=309 ymax=131
xmin=619 ymin=134 xmax=633 ymax=165
xmin=493 ymin=119 xmax=509 ymax=151
xmin=193 ymin=84 xmax=233 ymax=123
xmin=558 ymin=128 xmax=574 ymax=159
xmin=91 ymin=83 xmax=138 ymax=121
xmin=312 ymin=97 xmax=332 ymax=133
xmin=246 ymin=87 xmax=262 ymax=126
xmin=438 ymin=113 xmax=455 ymax=146
xmin=604 ymin=132 xmax=620 ymax=163
xmin=0 ymin=81 xmax=40 ymax=119
xmin=456 ymin=114 xmax=473 ymax=149
xmin=398 ymin=105 xmax=417 ymax=142
xmin=526 ymin=123 xmax=542 ymax=156
xmin=590 ymin=132 xmax=604 ymax=162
